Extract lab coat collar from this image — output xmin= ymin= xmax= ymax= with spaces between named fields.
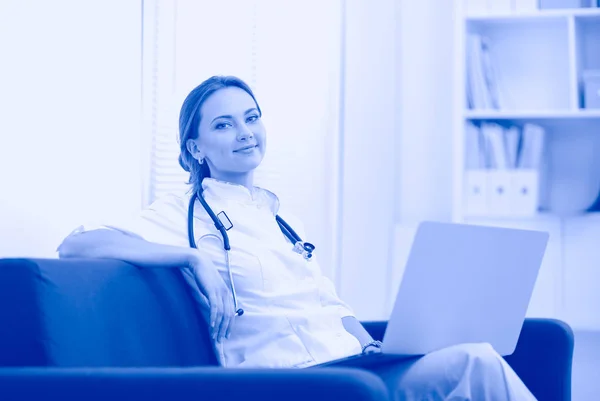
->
xmin=201 ymin=178 xmax=280 ymax=215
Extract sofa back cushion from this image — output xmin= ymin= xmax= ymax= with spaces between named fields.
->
xmin=0 ymin=258 xmax=219 ymax=367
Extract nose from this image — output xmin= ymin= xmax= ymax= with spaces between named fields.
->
xmin=237 ymin=122 xmax=254 ymax=141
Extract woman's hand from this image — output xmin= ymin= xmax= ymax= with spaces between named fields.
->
xmin=187 ymin=254 xmax=236 ymax=343
xmin=363 ymin=346 xmax=382 ymax=354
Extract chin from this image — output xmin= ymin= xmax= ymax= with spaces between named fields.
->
xmin=236 ymin=160 xmax=263 ymax=172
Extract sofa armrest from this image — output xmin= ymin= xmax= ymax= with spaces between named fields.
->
xmin=503 ymin=318 xmax=574 ymax=401
xmin=0 ymin=367 xmax=389 ymax=401
xmin=361 ymin=318 xmax=574 ymax=401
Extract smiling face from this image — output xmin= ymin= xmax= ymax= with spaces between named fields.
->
xmin=186 ymin=86 xmax=266 ymax=186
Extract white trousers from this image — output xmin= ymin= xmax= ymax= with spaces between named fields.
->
xmin=366 ymin=343 xmax=537 ymax=401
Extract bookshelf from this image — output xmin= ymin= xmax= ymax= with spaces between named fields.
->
xmin=453 ymin=1 xmax=600 ymax=330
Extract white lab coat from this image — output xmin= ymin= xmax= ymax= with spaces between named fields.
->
xmin=77 ymin=178 xmax=362 ymax=368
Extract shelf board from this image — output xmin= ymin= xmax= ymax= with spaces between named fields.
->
xmin=464 ymin=109 xmax=600 ymax=120
xmin=466 ymin=7 xmax=600 ymax=22
xmin=463 ymin=212 xmax=561 ymax=222
xmin=463 ymin=211 xmax=600 ymax=223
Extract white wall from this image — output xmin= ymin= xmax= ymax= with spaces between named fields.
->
xmin=0 ymin=0 xmax=142 ymax=258
xmin=338 ymin=0 xmax=398 ymax=320
xmin=396 ymin=1 xmax=455 ymax=225
xmin=337 ymin=1 xmax=457 ymax=319
xmin=387 ymin=1 xmax=457 ymax=315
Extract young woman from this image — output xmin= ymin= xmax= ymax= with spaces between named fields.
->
xmin=58 ymin=76 xmax=536 ymax=400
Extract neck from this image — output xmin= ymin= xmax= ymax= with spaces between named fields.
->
xmin=209 ymin=171 xmax=254 ymax=191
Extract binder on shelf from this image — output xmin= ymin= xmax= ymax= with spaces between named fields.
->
xmin=466 ymin=34 xmax=500 ymax=110
xmin=504 ymin=126 xmax=521 ymax=169
xmin=464 ymin=169 xmax=540 ymax=217
xmin=465 ymin=122 xmax=486 ymax=169
xmin=518 ymin=123 xmax=545 ymax=169
xmin=464 ymin=123 xmax=489 ymax=216
xmin=464 ymin=170 xmax=490 ymax=216
xmin=466 ymin=35 xmax=489 ymax=109
xmin=480 ymin=37 xmax=501 ymax=109
xmin=481 ymin=123 xmax=508 ymax=169
xmin=487 ymin=169 xmax=513 ymax=216
xmin=463 ymin=122 xmax=541 ymax=217
xmin=509 ymin=169 xmax=540 ymax=216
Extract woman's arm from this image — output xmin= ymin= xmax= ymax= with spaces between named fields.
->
xmin=57 ymin=228 xmax=198 ymax=269
xmin=342 ymin=316 xmax=374 ymax=348
xmin=57 ymin=228 xmax=236 ymax=342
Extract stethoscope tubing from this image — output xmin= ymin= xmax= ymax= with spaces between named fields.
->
xmin=188 ymin=192 xmax=242 ymax=316
xmin=187 ymin=190 xmax=315 ymax=319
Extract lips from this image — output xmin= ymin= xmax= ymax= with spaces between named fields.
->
xmin=234 ymin=145 xmax=258 ymax=152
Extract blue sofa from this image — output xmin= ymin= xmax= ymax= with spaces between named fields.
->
xmin=0 ymin=258 xmax=574 ymax=400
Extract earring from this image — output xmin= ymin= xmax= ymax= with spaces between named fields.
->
xmin=199 ymin=158 xmax=204 ymax=165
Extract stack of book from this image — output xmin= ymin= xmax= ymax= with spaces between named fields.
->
xmin=464 ymin=122 xmax=546 ymax=216
xmin=466 ymin=34 xmax=501 ymax=110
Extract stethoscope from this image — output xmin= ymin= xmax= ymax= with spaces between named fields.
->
xmin=187 ymin=190 xmax=315 ymax=317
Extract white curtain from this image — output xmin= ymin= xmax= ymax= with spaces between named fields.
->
xmin=142 ymin=0 xmax=343 ymax=279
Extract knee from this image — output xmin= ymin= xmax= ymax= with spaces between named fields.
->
xmin=434 ymin=344 xmax=526 ymax=401
xmin=449 ymin=342 xmax=503 ymax=372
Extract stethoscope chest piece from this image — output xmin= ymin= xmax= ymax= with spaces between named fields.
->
xmin=293 ymin=241 xmax=315 ymax=261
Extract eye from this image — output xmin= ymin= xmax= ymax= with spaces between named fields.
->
xmin=214 ymin=122 xmax=231 ymax=130
xmin=246 ymin=115 xmax=259 ymax=123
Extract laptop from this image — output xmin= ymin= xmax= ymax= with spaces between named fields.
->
xmin=312 ymin=220 xmax=549 ymax=368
